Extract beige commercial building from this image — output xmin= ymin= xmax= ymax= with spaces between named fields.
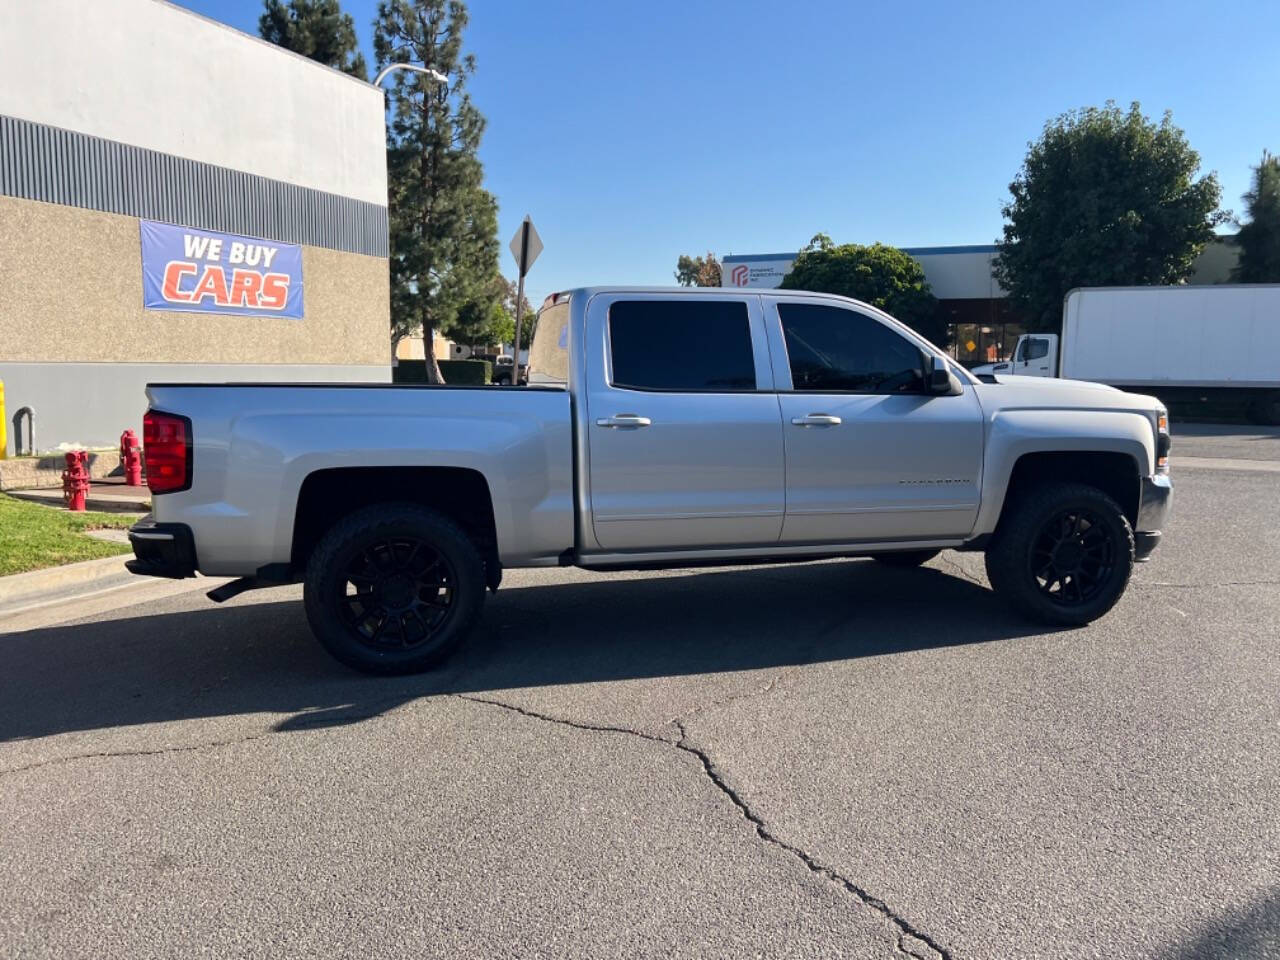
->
xmin=722 ymin=239 xmax=1240 ymax=367
xmin=0 ymin=0 xmax=391 ymax=455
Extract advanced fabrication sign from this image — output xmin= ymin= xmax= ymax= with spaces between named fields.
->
xmin=141 ymin=220 xmax=304 ymax=318
xmin=721 ymin=257 xmax=795 ymax=289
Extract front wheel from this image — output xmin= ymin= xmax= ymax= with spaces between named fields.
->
xmin=985 ymin=482 xmax=1134 ymax=626
xmin=303 ymin=503 xmax=486 ymax=675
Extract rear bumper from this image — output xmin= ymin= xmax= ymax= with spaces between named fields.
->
xmin=1134 ymin=474 xmax=1172 ymax=561
xmin=127 ymin=516 xmax=198 ymax=578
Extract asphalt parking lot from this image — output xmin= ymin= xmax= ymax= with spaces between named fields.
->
xmin=2 ymin=425 xmax=1278 ymax=959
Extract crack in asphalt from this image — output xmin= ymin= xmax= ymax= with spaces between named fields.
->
xmin=0 ymin=693 xmax=417 ymax=778
xmin=456 ymin=693 xmax=950 ymax=960
xmin=5 ymin=687 xmax=952 ymax=957
xmin=0 ymin=733 xmax=278 ymax=777
xmin=937 ymin=554 xmax=987 ymax=589
xmin=671 ymin=671 xmax=786 ymax=728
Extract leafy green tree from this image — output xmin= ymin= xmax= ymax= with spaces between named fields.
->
xmin=258 ymin=0 xmax=368 ymax=78
xmin=675 ymin=252 xmax=722 ymax=287
xmin=779 ymin=234 xmax=946 ymax=345
xmin=994 ymin=102 xmax=1227 ymax=330
xmin=490 ymin=276 xmax=536 ymax=347
xmin=375 ymin=0 xmax=499 ymax=381
xmin=489 ymin=305 xmax=536 ymax=351
xmin=450 ymin=296 xmax=505 ymax=349
xmin=1233 ymin=151 xmax=1280 ymax=282
xmin=453 ymin=276 xmax=534 ymax=349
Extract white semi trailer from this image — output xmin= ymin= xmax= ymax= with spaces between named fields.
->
xmin=972 ymin=285 xmax=1280 ymax=424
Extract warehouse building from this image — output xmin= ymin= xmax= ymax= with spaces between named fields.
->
xmin=722 ymin=238 xmax=1238 ymax=365
xmin=0 ymin=0 xmax=391 ymax=456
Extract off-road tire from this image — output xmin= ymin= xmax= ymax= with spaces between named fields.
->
xmin=303 ymin=503 xmax=486 ymax=675
xmin=870 ymin=549 xmax=940 ymax=568
xmin=985 ymin=482 xmax=1135 ymax=627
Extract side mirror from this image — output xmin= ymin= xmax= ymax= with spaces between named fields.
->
xmin=925 ymin=354 xmax=962 ymax=396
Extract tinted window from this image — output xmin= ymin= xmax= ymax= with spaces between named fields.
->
xmin=778 ymin=303 xmax=925 ymax=393
xmin=609 ymin=300 xmax=756 ymax=391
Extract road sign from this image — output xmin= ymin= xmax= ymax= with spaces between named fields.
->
xmin=508 ymin=216 xmax=542 ymax=385
xmin=509 ymin=216 xmax=542 ymax=277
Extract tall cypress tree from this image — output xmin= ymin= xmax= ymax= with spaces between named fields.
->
xmin=259 ymin=0 xmax=368 ymax=79
xmin=375 ymin=0 xmax=499 ymax=381
xmin=1234 ymin=152 xmax=1280 ymax=283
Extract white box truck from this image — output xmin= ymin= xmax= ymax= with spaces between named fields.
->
xmin=972 ymin=285 xmax=1280 ymax=423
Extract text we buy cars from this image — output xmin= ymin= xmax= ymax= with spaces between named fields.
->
xmin=140 ymin=220 xmax=304 ymax=318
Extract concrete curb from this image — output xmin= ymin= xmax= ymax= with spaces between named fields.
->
xmin=0 ymin=554 xmax=230 ymax=634
xmin=0 ymin=555 xmax=135 ymax=607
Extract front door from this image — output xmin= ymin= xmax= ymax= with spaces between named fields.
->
xmin=585 ymin=294 xmax=785 ymax=551
xmin=1015 ymin=335 xmax=1055 ymax=376
xmin=766 ymin=298 xmax=985 ymax=544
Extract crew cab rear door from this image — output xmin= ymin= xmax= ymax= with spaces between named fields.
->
xmin=765 ymin=297 xmax=984 ymax=544
xmin=584 ymin=293 xmax=784 ymax=551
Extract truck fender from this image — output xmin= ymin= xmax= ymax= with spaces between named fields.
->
xmin=971 ymin=409 xmax=1155 ymax=538
xmin=224 ymin=413 xmax=543 ymax=568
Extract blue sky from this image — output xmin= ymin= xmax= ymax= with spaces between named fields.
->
xmin=179 ymin=0 xmax=1279 ymax=304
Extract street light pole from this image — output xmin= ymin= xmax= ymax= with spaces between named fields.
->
xmin=372 ymin=63 xmax=449 ymax=88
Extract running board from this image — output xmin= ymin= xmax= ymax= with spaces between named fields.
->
xmin=207 ymin=576 xmax=271 ymax=604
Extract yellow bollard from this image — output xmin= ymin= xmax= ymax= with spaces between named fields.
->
xmin=0 ymin=380 xmax=6 ymax=459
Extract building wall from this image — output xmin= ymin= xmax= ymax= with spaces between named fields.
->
xmin=0 ymin=0 xmax=391 ymax=455
xmin=0 ymin=0 xmax=387 ymax=206
xmin=722 ymin=239 xmax=1239 ymax=296
xmin=1189 ymin=238 xmax=1240 ymax=284
xmin=905 ymin=246 xmax=1004 ymax=299
xmin=0 ymin=363 xmax=385 ymax=457
xmin=0 ymin=196 xmax=388 ymax=366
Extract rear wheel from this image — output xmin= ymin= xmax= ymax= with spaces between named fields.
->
xmin=303 ymin=503 xmax=486 ymax=675
xmin=870 ymin=549 xmax=940 ymax=568
xmin=985 ymin=482 xmax=1134 ymax=626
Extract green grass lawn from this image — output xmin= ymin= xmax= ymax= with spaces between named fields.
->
xmin=0 ymin=493 xmax=135 ymax=577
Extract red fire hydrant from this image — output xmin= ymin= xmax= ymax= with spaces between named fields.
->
xmin=120 ymin=429 xmax=143 ymax=486
xmin=62 ymin=450 xmax=90 ymax=511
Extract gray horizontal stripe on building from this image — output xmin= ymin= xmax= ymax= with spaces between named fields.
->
xmin=0 ymin=114 xmax=387 ymax=258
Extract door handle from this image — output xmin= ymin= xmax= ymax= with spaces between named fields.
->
xmin=596 ymin=414 xmax=652 ymax=428
xmin=791 ymin=414 xmax=842 ymax=427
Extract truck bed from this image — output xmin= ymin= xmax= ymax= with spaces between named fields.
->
xmin=144 ymin=381 xmax=575 ymax=575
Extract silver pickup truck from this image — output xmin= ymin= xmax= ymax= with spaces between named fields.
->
xmin=129 ymin=287 xmax=1172 ymax=674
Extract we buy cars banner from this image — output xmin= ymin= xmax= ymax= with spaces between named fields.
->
xmin=141 ymin=220 xmax=303 ymax=318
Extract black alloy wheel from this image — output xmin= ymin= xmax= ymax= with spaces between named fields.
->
xmin=304 ymin=504 xmax=486 ymax=675
xmin=339 ymin=536 xmax=458 ymax=651
xmin=984 ymin=482 xmax=1135 ymax=626
xmin=1029 ymin=507 xmax=1117 ymax=607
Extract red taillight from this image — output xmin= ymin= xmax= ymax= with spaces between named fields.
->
xmin=142 ymin=411 xmax=191 ymax=494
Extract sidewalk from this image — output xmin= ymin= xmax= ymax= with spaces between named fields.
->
xmin=6 ymin=479 xmax=151 ymax=514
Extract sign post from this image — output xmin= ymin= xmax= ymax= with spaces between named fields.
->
xmin=508 ymin=215 xmax=542 ymax=385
